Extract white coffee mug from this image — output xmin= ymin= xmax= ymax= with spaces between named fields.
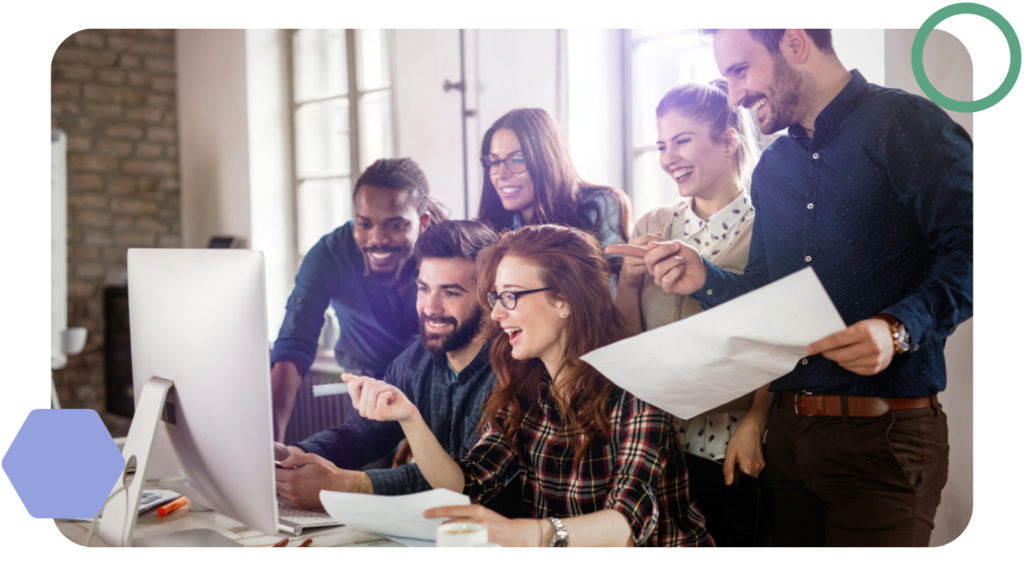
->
xmin=435 ymin=522 xmax=488 ymax=547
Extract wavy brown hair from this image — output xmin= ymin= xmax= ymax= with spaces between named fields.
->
xmin=476 ymin=224 xmax=631 ymax=470
xmin=477 ymin=108 xmax=631 ymax=242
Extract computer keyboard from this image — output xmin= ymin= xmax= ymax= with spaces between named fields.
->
xmin=139 ymin=492 xmax=165 ymax=507
xmin=277 ymin=500 xmax=342 ymax=536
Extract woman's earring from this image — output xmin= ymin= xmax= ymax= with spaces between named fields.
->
xmin=560 ymin=311 xmax=567 ymax=318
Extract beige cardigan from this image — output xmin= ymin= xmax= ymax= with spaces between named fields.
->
xmin=633 ymin=201 xmax=756 ymax=415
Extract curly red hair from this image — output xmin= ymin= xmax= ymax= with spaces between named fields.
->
xmin=476 ymin=224 xmax=630 ymax=470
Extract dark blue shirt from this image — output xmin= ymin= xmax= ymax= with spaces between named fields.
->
xmin=294 ymin=340 xmax=496 ymax=495
xmin=270 ymin=221 xmax=419 ymax=378
xmin=693 ymin=70 xmax=973 ymax=398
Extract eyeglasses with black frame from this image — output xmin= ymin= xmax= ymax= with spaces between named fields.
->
xmin=486 ymin=287 xmax=554 ymax=310
xmin=481 ymin=154 xmax=528 ymax=175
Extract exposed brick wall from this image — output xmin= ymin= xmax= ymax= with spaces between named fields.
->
xmin=51 ymin=30 xmax=181 ymax=435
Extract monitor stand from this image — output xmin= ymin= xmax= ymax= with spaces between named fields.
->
xmin=97 ymin=376 xmax=240 ymax=547
xmin=49 ymin=366 xmax=59 ymax=407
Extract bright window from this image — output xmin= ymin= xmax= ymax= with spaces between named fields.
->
xmin=626 ymin=30 xmax=720 ymax=218
xmin=289 ymin=29 xmax=394 ymax=258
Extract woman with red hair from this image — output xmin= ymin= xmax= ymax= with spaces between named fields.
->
xmin=348 ymin=225 xmax=711 ymax=547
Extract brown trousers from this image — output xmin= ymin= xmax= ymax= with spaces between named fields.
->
xmin=764 ymin=399 xmax=949 ymax=546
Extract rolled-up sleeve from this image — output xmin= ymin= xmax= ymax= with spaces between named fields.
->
xmin=603 ymin=396 xmax=673 ymax=546
xmin=458 ymin=424 xmax=518 ymax=504
xmin=365 ymin=463 xmax=432 ymax=495
xmin=271 ymin=236 xmax=345 ymax=376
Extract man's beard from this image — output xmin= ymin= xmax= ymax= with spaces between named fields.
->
xmin=419 ymin=307 xmax=483 ymax=355
xmin=751 ymin=54 xmax=804 ymax=135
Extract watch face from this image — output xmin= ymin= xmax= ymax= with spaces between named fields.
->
xmin=895 ymin=324 xmax=911 ymax=352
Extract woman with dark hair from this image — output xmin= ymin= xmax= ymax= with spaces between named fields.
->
xmin=348 ymin=225 xmax=712 ymax=547
xmin=477 ymin=108 xmax=632 ymax=279
xmin=609 ymin=80 xmax=770 ymax=546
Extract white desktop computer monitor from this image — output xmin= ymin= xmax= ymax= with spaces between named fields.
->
xmin=116 ymin=248 xmax=278 ymax=539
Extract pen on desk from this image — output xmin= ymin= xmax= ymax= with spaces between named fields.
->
xmin=310 ymin=383 xmax=348 ymax=397
xmin=298 ymin=539 xmax=313 ymax=548
xmin=157 ymin=496 xmax=187 ymax=517
xmin=273 ymin=538 xmax=289 ymax=547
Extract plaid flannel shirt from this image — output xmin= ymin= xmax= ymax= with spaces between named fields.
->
xmin=458 ymin=383 xmax=713 ymax=547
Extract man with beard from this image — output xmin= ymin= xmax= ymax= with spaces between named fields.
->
xmin=610 ymin=30 xmax=972 ymax=546
xmin=270 ymin=158 xmax=447 ymax=441
xmin=274 ymin=220 xmax=499 ymax=506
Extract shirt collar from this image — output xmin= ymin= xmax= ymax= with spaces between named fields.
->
xmin=430 ymin=340 xmax=492 ymax=382
xmin=788 ymin=69 xmax=867 ymax=140
xmin=679 ymin=192 xmax=752 ymax=239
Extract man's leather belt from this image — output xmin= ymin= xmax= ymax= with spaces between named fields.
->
xmin=778 ymin=391 xmax=935 ymax=417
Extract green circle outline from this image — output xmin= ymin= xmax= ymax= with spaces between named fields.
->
xmin=912 ymin=2 xmax=1021 ymax=113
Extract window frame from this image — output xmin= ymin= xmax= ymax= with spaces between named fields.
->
xmin=285 ymin=29 xmax=397 ymax=263
xmin=622 ymin=29 xmax=715 ymax=217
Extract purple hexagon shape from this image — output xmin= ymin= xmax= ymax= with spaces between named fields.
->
xmin=3 ymin=409 xmax=125 ymax=518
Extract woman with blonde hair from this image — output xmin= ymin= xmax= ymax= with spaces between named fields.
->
xmin=348 ymin=225 xmax=711 ymax=547
xmin=610 ymin=80 xmax=769 ymax=546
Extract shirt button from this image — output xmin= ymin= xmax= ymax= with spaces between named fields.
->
xmin=805 ymin=255 xmax=812 ymax=262
xmin=812 ymin=152 xmax=819 ymax=159
xmin=704 ymin=242 xmax=709 ymax=247
xmin=807 ymin=203 xmax=814 ymax=210
xmin=801 ymin=358 xmax=809 ymax=365
xmin=706 ymin=289 xmax=713 ymax=296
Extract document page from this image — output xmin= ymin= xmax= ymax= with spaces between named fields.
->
xmin=319 ymin=488 xmax=470 ymax=541
xmin=581 ymin=268 xmax=846 ymax=419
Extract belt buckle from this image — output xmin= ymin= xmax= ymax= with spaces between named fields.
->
xmin=793 ymin=390 xmax=814 ymax=415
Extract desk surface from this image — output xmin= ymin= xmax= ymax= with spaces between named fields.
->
xmin=55 ymin=501 xmax=404 ymax=547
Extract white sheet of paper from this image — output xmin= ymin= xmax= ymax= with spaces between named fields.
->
xmin=319 ymin=488 xmax=470 ymax=541
xmin=581 ymin=268 xmax=846 ymax=420
xmin=384 ymin=535 xmax=435 ymax=547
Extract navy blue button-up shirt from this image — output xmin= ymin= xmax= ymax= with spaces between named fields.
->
xmin=693 ymin=70 xmax=973 ymax=398
xmin=270 ymin=221 xmax=419 ymax=378
xmin=295 ymin=340 xmax=496 ymax=495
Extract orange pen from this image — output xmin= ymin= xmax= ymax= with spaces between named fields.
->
xmin=157 ymin=496 xmax=187 ymax=517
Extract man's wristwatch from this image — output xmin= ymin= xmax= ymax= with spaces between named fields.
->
xmin=881 ymin=316 xmax=911 ymax=354
xmin=547 ymin=517 xmax=569 ymax=547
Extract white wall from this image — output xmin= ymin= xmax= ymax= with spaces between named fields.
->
xmin=833 ymin=29 xmax=885 ymax=85
xmin=884 ymin=29 xmax=973 ymax=547
xmin=392 ymin=30 xmax=464 ymax=218
xmin=177 ymin=29 xmax=295 ymax=339
xmin=465 ymin=29 xmax=560 ymax=219
xmin=176 ymin=30 xmax=252 ymax=251
xmin=245 ymin=29 xmax=295 ymax=343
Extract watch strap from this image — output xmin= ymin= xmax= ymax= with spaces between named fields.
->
xmin=547 ymin=517 xmax=569 ymax=547
xmin=876 ymin=314 xmax=910 ymax=355
xmin=887 ymin=321 xmax=910 ymax=354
